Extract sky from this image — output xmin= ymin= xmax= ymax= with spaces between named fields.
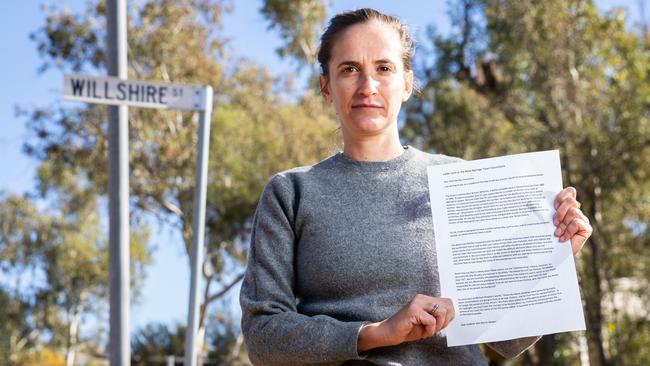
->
xmin=0 ymin=0 xmax=647 ymax=341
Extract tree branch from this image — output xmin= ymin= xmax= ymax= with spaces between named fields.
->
xmin=204 ymin=272 xmax=245 ymax=305
xmin=199 ymin=272 xmax=214 ymax=329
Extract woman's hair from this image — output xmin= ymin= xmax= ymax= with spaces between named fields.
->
xmin=317 ymin=8 xmax=415 ymax=77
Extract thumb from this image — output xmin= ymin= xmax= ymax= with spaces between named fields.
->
xmin=418 ymin=310 xmax=437 ymax=337
xmin=417 ymin=309 xmax=437 ymax=326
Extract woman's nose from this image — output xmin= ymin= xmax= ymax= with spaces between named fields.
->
xmin=357 ymin=73 xmax=379 ymax=96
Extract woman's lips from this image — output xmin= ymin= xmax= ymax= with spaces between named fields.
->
xmin=352 ymin=103 xmax=383 ymax=109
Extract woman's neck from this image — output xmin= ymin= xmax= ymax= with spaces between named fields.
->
xmin=342 ymin=130 xmax=405 ymax=162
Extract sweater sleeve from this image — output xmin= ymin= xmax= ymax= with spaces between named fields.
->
xmin=239 ymin=175 xmax=367 ymax=366
xmin=486 ymin=336 xmax=541 ymax=358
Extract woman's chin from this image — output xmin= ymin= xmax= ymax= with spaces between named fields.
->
xmin=346 ymin=119 xmax=394 ymax=135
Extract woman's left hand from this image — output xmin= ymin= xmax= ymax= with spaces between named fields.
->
xmin=553 ymin=187 xmax=593 ymax=255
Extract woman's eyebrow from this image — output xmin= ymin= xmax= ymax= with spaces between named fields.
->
xmin=375 ymin=59 xmax=396 ymax=65
xmin=336 ymin=60 xmax=361 ymax=68
xmin=336 ymin=59 xmax=397 ymax=68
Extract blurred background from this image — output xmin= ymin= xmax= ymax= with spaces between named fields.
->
xmin=1 ymin=0 xmax=648 ymax=365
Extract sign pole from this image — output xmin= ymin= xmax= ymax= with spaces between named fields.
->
xmin=107 ymin=0 xmax=129 ymax=365
xmin=185 ymin=86 xmax=213 ymax=366
xmin=64 ymin=32 xmax=211 ymax=366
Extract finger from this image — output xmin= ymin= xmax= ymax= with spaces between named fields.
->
xmin=560 ymin=216 xmax=589 ymax=242
xmin=558 ymin=216 xmax=591 ymax=252
xmin=419 ymin=310 xmax=437 ymax=325
xmin=435 ymin=309 xmax=446 ymax=333
xmin=432 ymin=303 xmax=449 ymax=333
xmin=417 ymin=310 xmax=437 ymax=338
xmin=427 ymin=302 xmax=440 ymax=316
xmin=415 ymin=295 xmax=441 ymax=312
xmin=442 ymin=305 xmax=454 ymax=330
xmin=556 ymin=207 xmax=587 ymax=237
xmin=445 ymin=299 xmax=456 ymax=328
xmin=572 ymin=230 xmax=590 ymax=255
xmin=422 ymin=298 xmax=456 ymax=332
xmin=423 ymin=321 xmax=437 ymax=338
xmin=554 ymin=187 xmax=577 ymax=210
xmin=554 ymin=197 xmax=581 ymax=226
xmin=436 ymin=309 xmax=449 ymax=333
xmin=442 ymin=301 xmax=455 ymax=330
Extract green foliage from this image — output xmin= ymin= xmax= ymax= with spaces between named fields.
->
xmin=17 ymin=0 xmax=649 ymax=364
xmin=0 ymin=287 xmax=34 ymax=363
xmin=260 ymin=0 xmax=328 ymax=65
xmin=611 ymin=316 xmax=650 ymax=365
xmin=404 ymin=0 xmax=650 ymax=364
xmin=14 ymin=0 xmax=334 ymax=361
xmin=131 ymin=317 xmax=252 ymax=365
xmin=131 ymin=323 xmax=186 ymax=365
xmin=14 ymin=347 xmax=66 ymax=366
xmin=0 ymin=192 xmax=150 ymax=362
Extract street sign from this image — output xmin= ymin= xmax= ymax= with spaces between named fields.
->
xmin=64 ymin=74 xmax=208 ymax=111
xmin=63 ymin=70 xmax=213 ymax=366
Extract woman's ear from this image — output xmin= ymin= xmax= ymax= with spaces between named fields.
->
xmin=319 ymin=75 xmax=332 ymax=103
xmin=403 ymin=70 xmax=414 ymax=102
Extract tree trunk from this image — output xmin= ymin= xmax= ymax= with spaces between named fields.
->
xmin=196 ymin=325 xmax=206 ymax=366
xmin=66 ymin=307 xmax=79 ymax=366
xmin=535 ymin=334 xmax=557 ymax=366
xmin=584 ymin=234 xmax=609 ymax=366
xmin=584 ymin=183 xmax=610 ymax=366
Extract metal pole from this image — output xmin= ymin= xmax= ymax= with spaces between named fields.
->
xmin=185 ymin=86 xmax=214 ymax=366
xmin=107 ymin=1 xmax=129 ymax=365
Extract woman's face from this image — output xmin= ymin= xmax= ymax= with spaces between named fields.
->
xmin=320 ymin=20 xmax=413 ymax=141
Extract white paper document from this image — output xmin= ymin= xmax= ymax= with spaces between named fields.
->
xmin=427 ymin=150 xmax=585 ymax=347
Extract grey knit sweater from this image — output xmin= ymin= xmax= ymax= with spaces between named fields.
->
xmin=239 ymin=146 xmax=539 ymax=365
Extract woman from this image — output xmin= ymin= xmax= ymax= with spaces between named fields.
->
xmin=239 ymin=8 xmax=592 ymax=366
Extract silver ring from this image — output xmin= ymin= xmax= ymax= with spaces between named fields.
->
xmin=430 ymin=303 xmax=439 ymax=316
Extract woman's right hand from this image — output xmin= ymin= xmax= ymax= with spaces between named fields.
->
xmin=357 ymin=294 xmax=455 ymax=352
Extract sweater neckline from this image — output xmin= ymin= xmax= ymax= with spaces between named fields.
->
xmin=332 ymin=145 xmax=415 ymax=172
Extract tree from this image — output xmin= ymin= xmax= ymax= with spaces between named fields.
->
xmin=404 ymin=0 xmax=650 ymax=364
xmin=0 ymin=192 xmax=150 ymax=365
xmin=131 ymin=322 xmax=186 ymax=365
xmin=131 ymin=314 xmax=252 ymax=365
xmin=260 ymin=0 xmax=328 ymax=66
xmin=23 ymin=0 xmax=333 ymax=359
xmin=0 ymin=286 xmax=36 ymax=363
